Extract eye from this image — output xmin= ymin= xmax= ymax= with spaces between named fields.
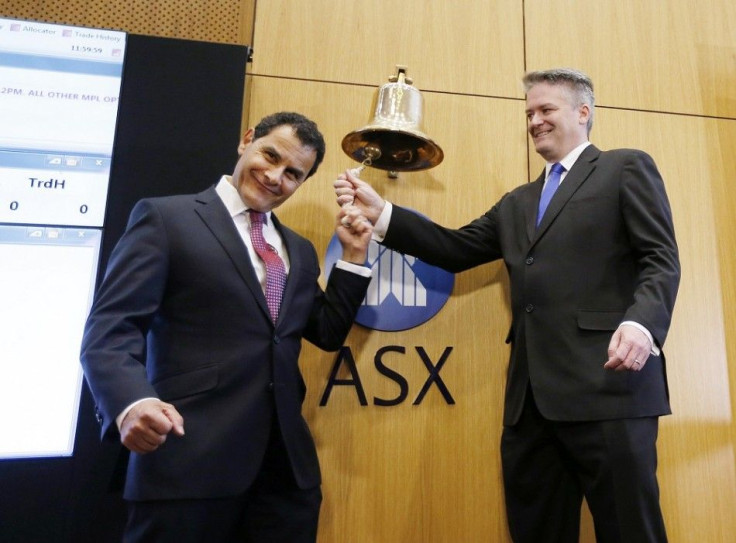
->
xmin=281 ymin=166 xmax=304 ymax=184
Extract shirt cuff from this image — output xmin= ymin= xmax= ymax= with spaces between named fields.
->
xmin=336 ymin=260 xmax=372 ymax=277
xmin=116 ymin=397 xmax=158 ymax=432
xmin=619 ymin=321 xmax=660 ymax=356
xmin=372 ymin=201 xmax=393 ymax=242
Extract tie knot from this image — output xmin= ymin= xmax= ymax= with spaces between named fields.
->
xmin=550 ymin=162 xmax=565 ymax=175
xmin=249 ymin=210 xmax=265 ymax=227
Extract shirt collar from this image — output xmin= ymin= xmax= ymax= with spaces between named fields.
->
xmin=215 ymin=176 xmax=273 ymax=224
xmin=547 ymin=141 xmax=591 ymax=175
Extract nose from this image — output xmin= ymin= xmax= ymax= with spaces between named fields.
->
xmin=528 ymin=112 xmax=542 ymax=126
xmin=264 ymin=166 xmax=285 ymax=185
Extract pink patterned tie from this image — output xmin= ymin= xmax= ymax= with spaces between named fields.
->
xmin=249 ymin=210 xmax=286 ymax=323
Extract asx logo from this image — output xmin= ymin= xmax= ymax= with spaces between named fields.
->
xmin=324 ymin=212 xmax=454 ymax=331
xmin=323 ymin=210 xmax=456 ymax=406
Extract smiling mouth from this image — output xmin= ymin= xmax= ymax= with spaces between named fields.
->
xmin=255 ymin=177 xmax=280 ymax=196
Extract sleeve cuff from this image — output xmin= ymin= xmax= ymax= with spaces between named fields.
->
xmin=620 ymin=321 xmax=660 ymax=356
xmin=336 ymin=260 xmax=372 ymax=277
xmin=116 ymin=397 xmax=159 ymax=431
xmin=372 ymin=201 xmax=393 ymax=242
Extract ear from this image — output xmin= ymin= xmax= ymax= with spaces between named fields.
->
xmin=237 ymin=128 xmax=255 ymax=156
xmin=578 ymin=103 xmax=591 ymax=126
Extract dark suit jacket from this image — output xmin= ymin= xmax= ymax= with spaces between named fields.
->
xmin=382 ymin=146 xmax=680 ymax=426
xmin=80 ymin=186 xmax=370 ymax=500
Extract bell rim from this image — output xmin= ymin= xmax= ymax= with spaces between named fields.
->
xmin=341 ymin=127 xmax=444 ymax=172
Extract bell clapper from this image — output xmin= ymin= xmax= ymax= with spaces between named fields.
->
xmin=349 ymin=145 xmax=381 ymax=178
xmin=341 ymin=148 xmax=381 ymax=226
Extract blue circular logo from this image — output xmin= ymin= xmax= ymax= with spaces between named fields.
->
xmin=324 ymin=210 xmax=454 ymax=331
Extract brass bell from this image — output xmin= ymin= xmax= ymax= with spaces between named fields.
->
xmin=342 ymin=65 xmax=443 ymax=173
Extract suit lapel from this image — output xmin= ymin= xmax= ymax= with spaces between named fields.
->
xmin=193 ymin=187 xmax=272 ymax=321
xmin=526 ymin=171 xmax=545 ymax=241
xmin=532 ymin=145 xmax=600 ymax=239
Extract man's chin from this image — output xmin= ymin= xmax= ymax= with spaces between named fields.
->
xmin=533 ymin=142 xmax=552 ymax=159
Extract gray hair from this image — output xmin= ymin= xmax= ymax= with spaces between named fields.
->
xmin=523 ymin=68 xmax=595 ymax=135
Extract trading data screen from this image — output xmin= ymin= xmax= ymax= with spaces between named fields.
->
xmin=0 ymin=18 xmax=126 ymax=458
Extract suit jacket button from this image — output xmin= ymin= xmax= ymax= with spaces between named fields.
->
xmin=273 ymin=335 xmax=280 ymax=344
xmin=525 ymin=256 xmax=534 ymax=265
xmin=525 ymin=304 xmax=534 ymax=313
xmin=268 ymin=382 xmax=274 ymax=392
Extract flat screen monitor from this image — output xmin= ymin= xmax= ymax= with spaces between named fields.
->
xmin=0 ymin=17 xmax=126 ymax=458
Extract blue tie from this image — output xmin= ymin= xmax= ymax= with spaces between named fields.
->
xmin=536 ymin=162 xmax=565 ymax=226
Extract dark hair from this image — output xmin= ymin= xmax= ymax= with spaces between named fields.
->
xmin=522 ymin=68 xmax=595 ymax=135
xmin=253 ymin=112 xmax=326 ymax=178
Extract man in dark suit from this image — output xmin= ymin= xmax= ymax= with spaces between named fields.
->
xmin=81 ymin=112 xmax=373 ymax=542
xmin=336 ymin=69 xmax=679 ymax=542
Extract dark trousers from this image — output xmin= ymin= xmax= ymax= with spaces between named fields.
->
xmin=501 ymin=390 xmax=668 ymax=543
xmin=123 ymin=419 xmax=321 ymax=543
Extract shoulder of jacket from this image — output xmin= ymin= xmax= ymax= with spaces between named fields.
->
xmin=598 ymin=147 xmax=652 ymax=161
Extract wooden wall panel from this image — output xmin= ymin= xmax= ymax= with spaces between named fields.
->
xmin=250 ymin=0 xmax=525 ymax=98
xmin=244 ymin=79 xmax=736 ymax=543
xmin=586 ymin=109 xmax=736 ymax=540
xmin=525 ymin=0 xmax=736 ymax=118
xmin=248 ymin=1 xmax=736 ymax=540
xmin=711 ymin=122 xmax=736 ymax=541
xmin=245 ymin=76 xmax=528 ymax=542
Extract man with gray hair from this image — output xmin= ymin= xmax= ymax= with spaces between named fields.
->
xmin=335 ymin=68 xmax=679 ymax=542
